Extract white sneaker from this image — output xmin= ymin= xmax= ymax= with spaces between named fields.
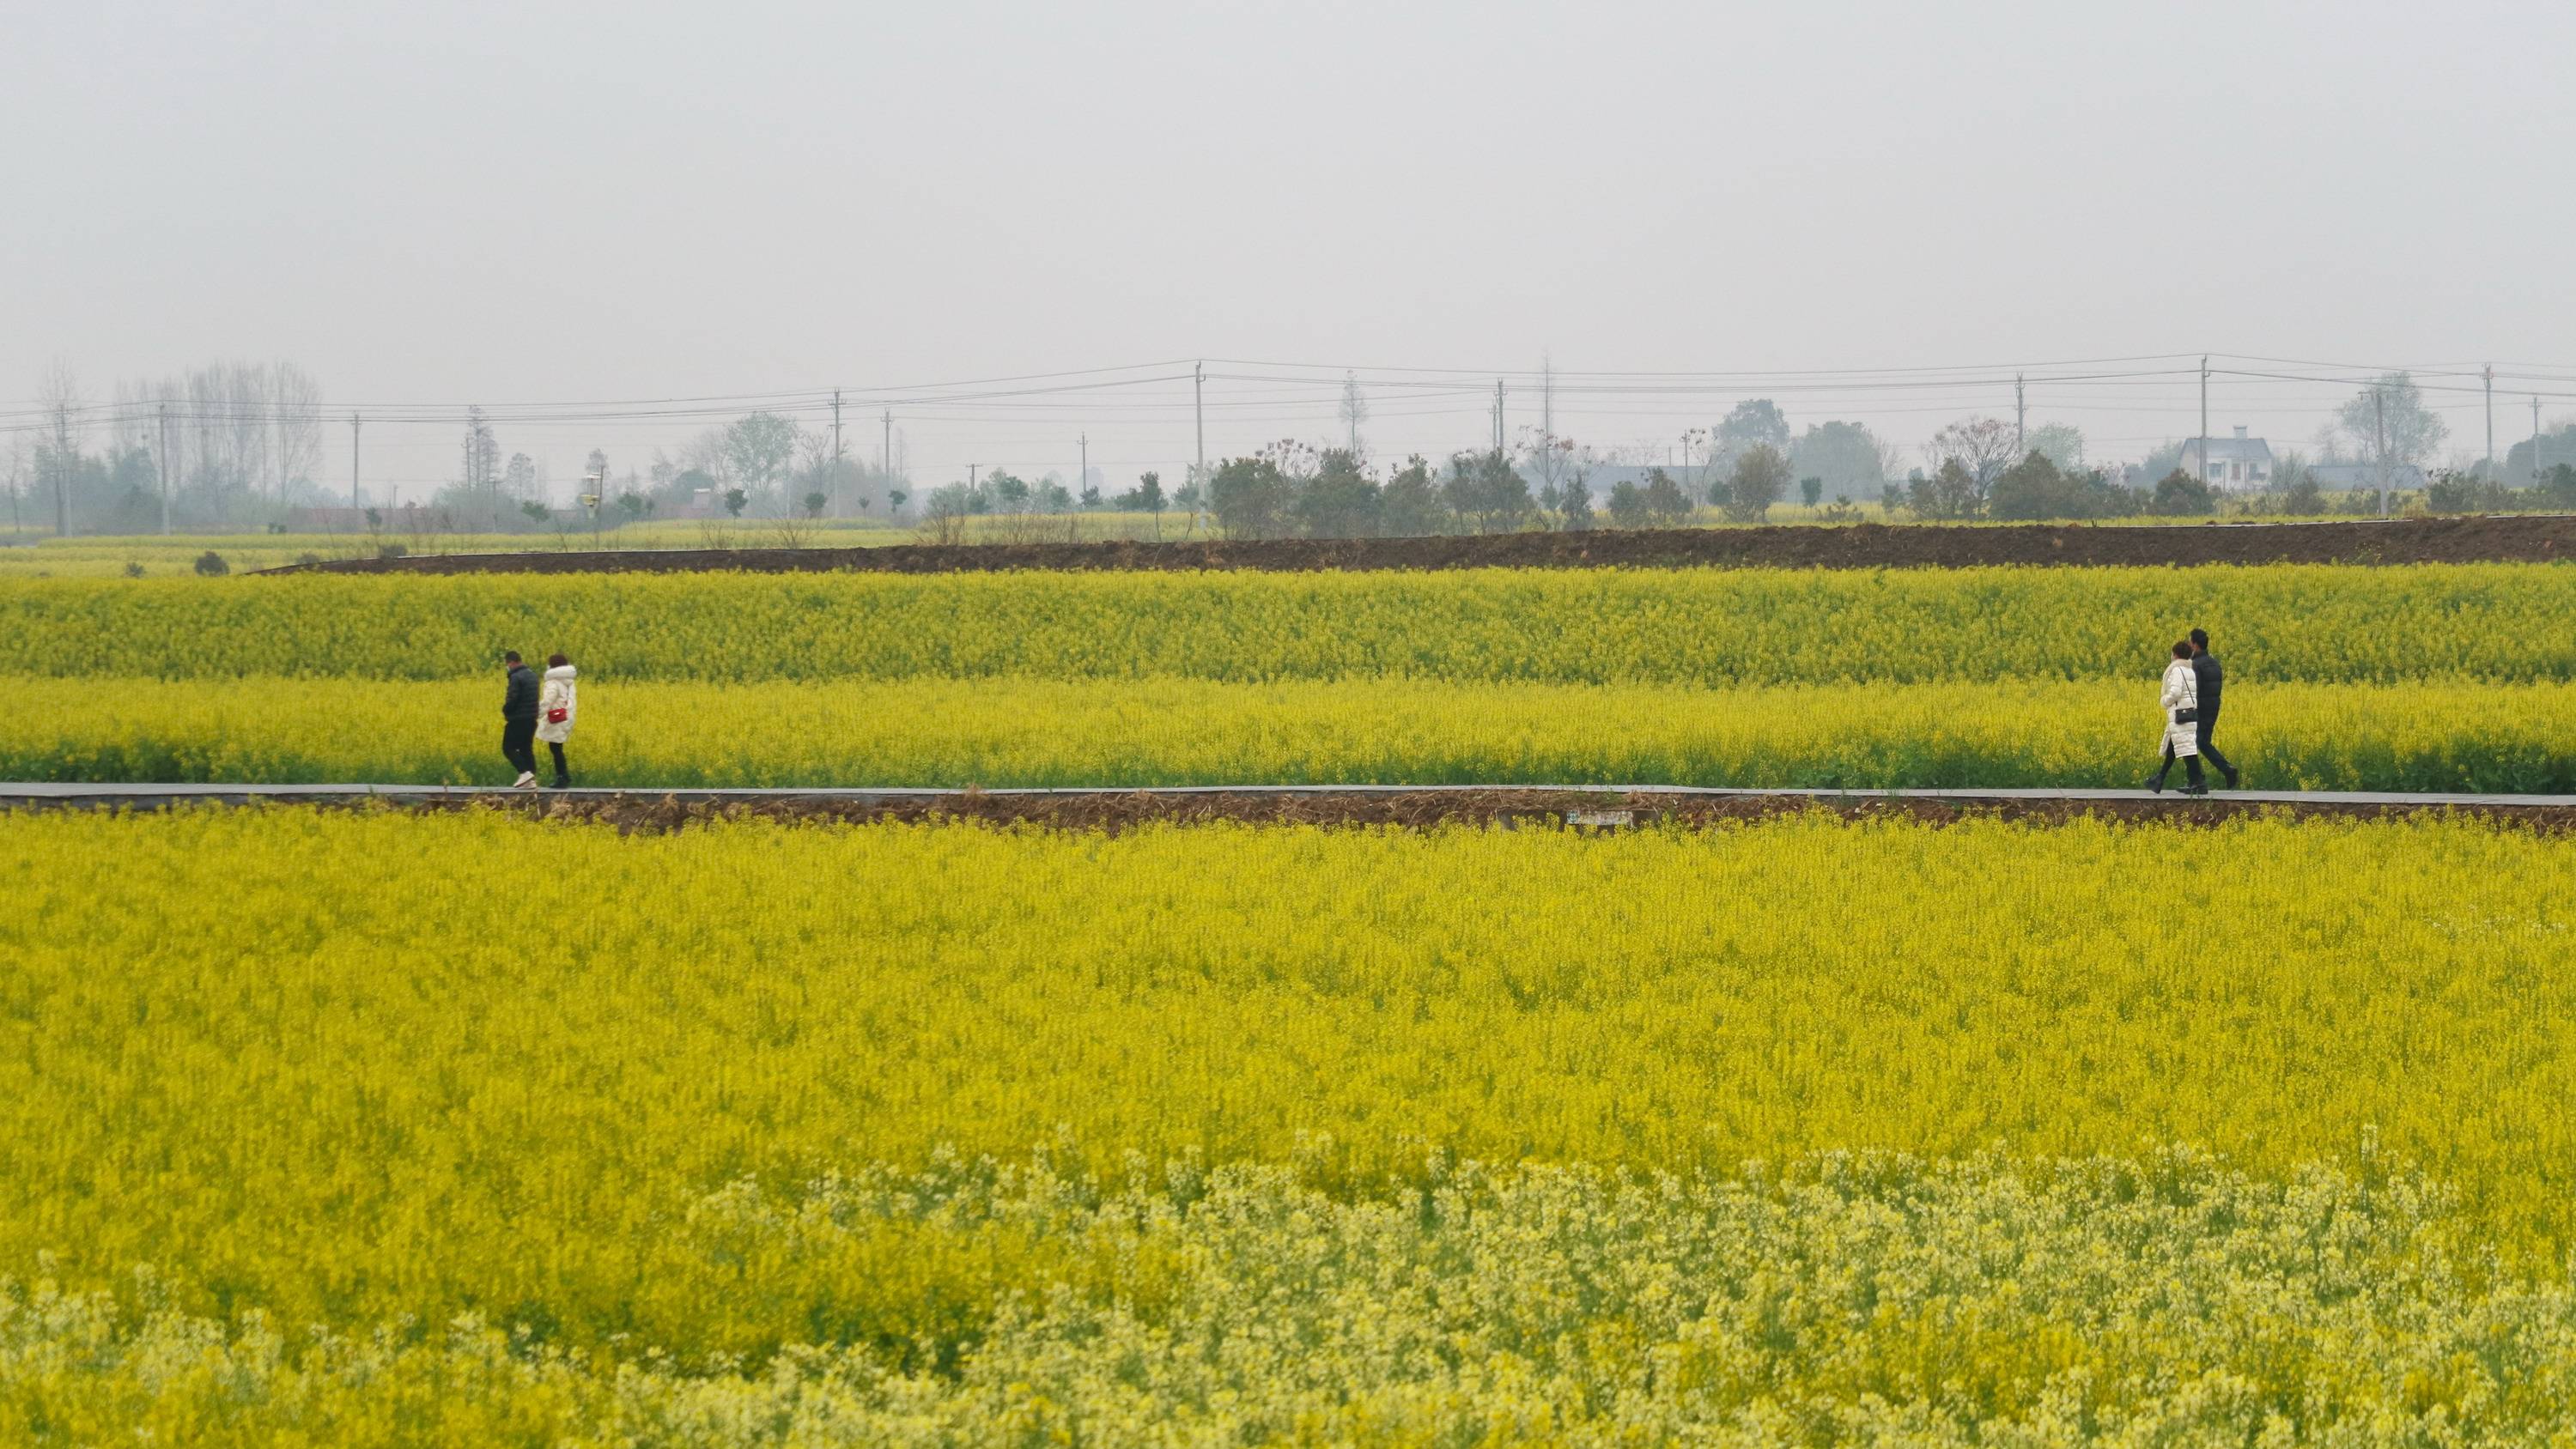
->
xmin=512 ymin=772 xmax=538 ymax=790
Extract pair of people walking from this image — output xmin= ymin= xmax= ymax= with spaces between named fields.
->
xmin=2148 ymin=627 xmax=2238 ymax=796
xmin=501 ymin=650 xmax=579 ymax=789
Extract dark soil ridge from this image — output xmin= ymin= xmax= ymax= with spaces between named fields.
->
xmin=266 ymin=514 xmax=2576 ymax=576
xmin=46 ymin=787 xmax=2571 ymax=834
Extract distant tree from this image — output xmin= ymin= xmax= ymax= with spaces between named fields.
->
xmin=722 ymin=413 xmax=799 ymax=506
xmin=1554 ymin=471 xmax=1594 ymax=531
xmin=723 ymin=488 xmax=748 ymax=518
xmin=1987 ymin=452 xmax=2068 ymax=521
xmin=1725 ymin=444 xmax=1791 ymax=522
xmin=1799 ymin=476 xmax=1824 ymax=508
xmin=1987 ymin=451 xmax=2135 ymax=521
xmin=888 ymin=488 xmax=908 ymax=517
xmin=920 ymin=483 xmax=975 ymax=544
xmin=1714 ymin=398 xmax=1790 ymax=468
xmin=1078 ymin=482 xmax=1102 ymax=508
xmin=1035 ymin=480 xmax=1072 ymax=512
xmin=519 ymin=499 xmax=550 ymax=526
xmin=1338 ymin=372 xmax=1370 ymax=456
xmin=1475 ymin=449 xmax=1531 ymax=532
xmin=192 ymin=549 xmax=228 ymax=576
xmin=2279 ymin=472 xmax=2325 ymax=516
xmin=1117 ymin=471 xmax=1166 ymax=537
xmin=2546 ymin=463 xmax=2576 ymax=508
xmin=2151 ymin=468 xmax=2215 ymax=516
xmin=1908 ymin=459 xmax=1983 ymax=520
xmin=1443 ymin=450 xmax=1531 ymax=534
xmin=803 ymin=490 xmax=828 ymax=518
xmin=1209 ymin=456 xmax=1297 ymax=539
xmin=460 ymin=405 xmax=501 ymax=523
xmin=1295 ymin=449 xmax=1380 ymax=538
xmin=2331 ymin=373 xmax=2447 ymax=488
xmin=616 ymin=492 xmax=648 ymax=519
xmin=1377 ymin=455 xmax=1446 ymax=537
xmin=1641 ymin=468 xmax=1692 ymax=526
xmin=988 ymin=470 xmax=1031 ymax=511
xmin=1606 ymin=478 xmax=1649 ymax=528
xmin=2503 ymin=423 xmax=2576 ymax=484
xmin=1926 ymin=416 xmax=2019 ymax=496
xmin=2026 ymin=423 xmax=2085 ymax=472
xmin=1116 ymin=471 xmax=1166 ymax=512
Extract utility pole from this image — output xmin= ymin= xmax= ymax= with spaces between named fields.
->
xmin=968 ymin=463 xmax=981 ymax=492
xmin=2197 ymin=355 xmax=2210 ymax=485
xmin=2483 ymin=364 xmax=2494 ymax=479
xmin=1492 ymin=378 xmax=1505 ymax=454
xmin=158 ymin=401 xmax=173 ymax=534
xmin=2537 ymin=397 xmax=2547 ymax=486
xmin=349 ymin=412 xmax=361 ymax=513
xmin=1078 ymin=432 xmax=1089 ymax=503
xmin=1193 ymin=360 xmax=1206 ymax=532
xmin=881 ymin=408 xmax=893 ymax=501
xmin=2374 ymin=387 xmax=2390 ymax=518
xmin=829 ymin=390 xmax=844 ymax=517
xmin=2014 ymin=373 xmax=2026 ymax=458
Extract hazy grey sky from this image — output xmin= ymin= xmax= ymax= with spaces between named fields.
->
xmin=9 ymin=0 xmax=2573 ymax=495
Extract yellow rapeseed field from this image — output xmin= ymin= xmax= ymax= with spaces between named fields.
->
xmin=6 ymin=562 xmax=2573 ymax=682
xmin=7 ymin=674 xmax=2573 ymax=791
xmin=7 ymin=807 xmax=2576 ymax=1440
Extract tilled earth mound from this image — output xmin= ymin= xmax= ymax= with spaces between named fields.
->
xmin=276 ymin=515 xmax=2576 ymax=576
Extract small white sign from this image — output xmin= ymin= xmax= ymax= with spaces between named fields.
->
xmin=1564 ymin=809 xmax=1634 ymax=829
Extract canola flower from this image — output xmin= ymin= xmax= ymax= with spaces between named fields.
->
xmin=9 ymin=809 xmax=2576 ymax=1319
xmin=6 ymin=674 xmax=2574 ymax=791
xmin=9 ymin=1149 xmax=2574 ymax=1444
xmin=6 ymin=562 xmax=2574 ymax=683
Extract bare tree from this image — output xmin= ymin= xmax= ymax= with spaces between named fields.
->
xmin=268 ymin=361 xmax=324 ymax=494
xmin=3 ymin=433 xmax=27 ymax=535
xmin=1873 ymin=435 xmax=1911 ymax=487
xmin=2332 ymin=372 xmax=2448 ymax=502
xmin=1338 ymin=371 xmax=1370 ymax=457
xmin=39 ymin=361 xmax=83 ymax=536
xmin=1925 ymin=416 xmax=2020 ymax=491
xmin=462 ymin=407 xmax=502 ymax=525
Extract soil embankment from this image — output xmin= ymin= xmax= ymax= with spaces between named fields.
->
xmin=270 ymin=515 xmax=2576 ymax=576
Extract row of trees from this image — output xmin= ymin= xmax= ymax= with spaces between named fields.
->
xmin=1180 ymin=440 xmax=1826 ymax=542
xmin=6 ymin=361 xmax=331 ymax=535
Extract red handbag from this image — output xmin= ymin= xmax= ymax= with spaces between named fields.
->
xmin=546 ymin=706 xmax=569 ymax=724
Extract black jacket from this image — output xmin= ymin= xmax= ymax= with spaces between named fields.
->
xmin=501 ymin=664 xmax=539 ymax=722
xmin=2190 ymin=651 xmax=2223 ymax=721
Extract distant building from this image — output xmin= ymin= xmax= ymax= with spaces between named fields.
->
xmin=2305 ymin=462 xmax=2429 ymax=493
xmin=2178 ymin=427 xmax=2275 ymax=489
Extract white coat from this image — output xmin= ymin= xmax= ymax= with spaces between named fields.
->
xmin=536 ymin=664 xmax=579 ymax=744
xmin=2159 ymin=658 xmax=2199 ymax=758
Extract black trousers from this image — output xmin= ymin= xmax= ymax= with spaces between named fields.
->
xmin=2153 ymin=741 xmax=2204 ymax=788
xmin=547 ymin=741 xmax=569 ymax=785
xmin=501 ymin=719 xmax=538 ymax=777
xmin=2194 ymin=712 xmax=2233 ymax=777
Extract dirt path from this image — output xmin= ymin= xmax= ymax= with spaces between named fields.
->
xmin=12 ymin=784 xmax=2574 ymax=834
xmin=270 ymin=515 xmax=2576 ymax=576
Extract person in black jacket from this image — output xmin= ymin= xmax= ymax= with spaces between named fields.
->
xmin=2188 ymin=627 xmax=2240 ymax=789
xmin=500 ymin=650 xmax=541 ymax=789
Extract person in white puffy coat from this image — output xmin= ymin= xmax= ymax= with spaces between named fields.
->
xmin=2147 ymin=638 xmax=2205 ymax=795
xmin=535 ymin=653 xmax=578 ymax=788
